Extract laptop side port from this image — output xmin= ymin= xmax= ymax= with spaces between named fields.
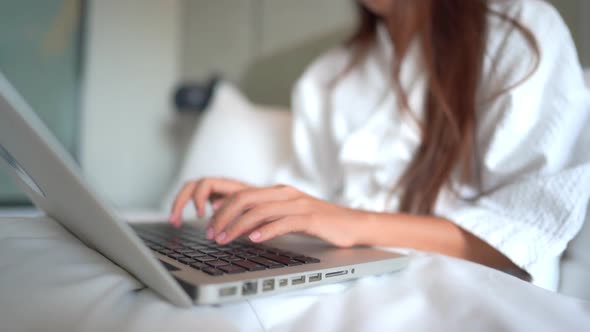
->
xmin=262 ymin=279 xmax=275 ymax=292
xmin=291 ymin=275 xmax=305 ymax=285
xmin=325 ymin=270 xmax=348 ymax=278
xmin=219 ymin=286 xmax=237 ymax=297
xmin=279 ymin=279 xmax=288 ymax=287
xmin=308 ymin=273 xmax=322 ymax=282
xmin=242 ymin=281 xmax=258 ymax=296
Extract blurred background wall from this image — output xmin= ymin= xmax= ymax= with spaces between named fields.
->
xmin=80 ymin=0 xmax=181 ymax=209
xmin=0 ymin=0 xmax=588 ymax=210
xmin=80 ymin=0 xmax=356 ymax=209
xmin=0 ymin=0 xmax=83 ymax=204
xmin=78 ymin=0 xmax=590 ymax=210
xmin=181 ymin=0 xmax=355 ymax=107
xmin=181 ymin=0 xmax=589 ymax=108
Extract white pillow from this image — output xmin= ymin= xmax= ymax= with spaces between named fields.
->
xmin=162 ymin=82 xmax=292 ymax=218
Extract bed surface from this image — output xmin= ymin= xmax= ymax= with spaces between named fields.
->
xmin=1 ymin=213 xmax=589 ymax=332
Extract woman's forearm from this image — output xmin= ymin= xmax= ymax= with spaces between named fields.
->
xmin=356 ymin=212 xmax=518 ymax=270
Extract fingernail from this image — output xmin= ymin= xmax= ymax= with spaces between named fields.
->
xmin=249 ymin=231 xmax=261 ymax=242
xmin=212 ymin=201 xmax=223 ymax=211
xmin=216 ymin=232 xmax=226 ymax=243
xmin=206 ymin=227 xmax=214 ymax=240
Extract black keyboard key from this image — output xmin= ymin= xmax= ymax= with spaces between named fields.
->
xmin=250 ymin=244 xmax=272 ymax=250
xmin=195 ymin=255 xmax=216 ymax=262
xmin=190 ymin=262 xmax=209 ymax=270
xmin=173 ymin=248 xmax=195 ymax=254
xmin=249 ymin=257 xmax=284 ymax=268
xmin=157 ymin=248 xmax=174 ymax=255
xmin=198 ymin=248 xmax=220 ymax=254
xmin=201 ymin=267 xmax=224 ymax=276
xmin=234 ymin=260 xmax=266 ymax=271
xmin=222 ymin=256 xmax=243 ymax=263
xmin=236 ymin=253 xmax=256 ymax=259
xmin=218 ymin=265 xmax=247 ymax=274
xmin=206 ymin=260 xmax=229 ymax=268
xmin=210 ymin=252 xmax=230 ymax=258
xmin=293 ymin=256 xmax=320 ymax=264
xmin=247 ymin=248 xmax=267 ymax=255
xmin=189 ymin=246 xmax=209 ymax=251
xmin=149 ymin=238 xmax=165 ymax=245
xmin=166 ymin=253 xmax=186 ymax=260
xmin=183 ymin=252 xmax=207 ymax=259
xmin=261 ymin=248 xmax=280 ymax=255
xmin=178 ymin=257 xmax=195 ymax=265
xmin=274 ymin=250 xmax=299 ymax=258
xmin=164 ymin=243 xmax=182 ymax=250
xmin=260 ymin=253 xmax=303 ymax=266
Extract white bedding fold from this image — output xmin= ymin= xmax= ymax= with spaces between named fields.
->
xmin=1 ymin=216 xmax=588 ymax=332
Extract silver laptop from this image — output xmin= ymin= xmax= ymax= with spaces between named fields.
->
xmin=0 ymin=72 xmax=408 ymax=307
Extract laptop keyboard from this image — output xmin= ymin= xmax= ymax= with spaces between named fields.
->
xmin=132 ymin=224 xmax=320 ymax=276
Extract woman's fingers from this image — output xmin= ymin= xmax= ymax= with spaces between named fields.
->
xmin=170 ymin=177 xmax=250 ymax=225
xmin=192 ymin=179 xmax=210 ymax=218
xmin=248 ymin=215 xmax=311 ymax=243
xmin=209 ymin=185 xmax=299 ymax=238
xmin=216 ymin=200 xmax=299 ymax=244
xmin=193 ymin=178 xmax=245 ymax=218
xmin=169 ymin=182 xmax=198 ymax=226
xmin=210 ymin=195 xmax=225 ymax=212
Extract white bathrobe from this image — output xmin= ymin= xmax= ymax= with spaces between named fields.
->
xmin=275 ymin=0 xmax=590 ymax=290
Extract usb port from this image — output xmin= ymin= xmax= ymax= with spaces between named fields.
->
xmin=291 ymin=275 xmax=305 ymax=285
xmin=279 ymin=279 xmax=288 ymax=287
xmin=308 ymin=273 xmax=322 ymax=282
xmin=242 ymin=281 xmax=258 ymax=296
xmin=219 ymin=286 xmax=237 ymax=297
xmin=262 ymin=279 xmax=275 ymax=292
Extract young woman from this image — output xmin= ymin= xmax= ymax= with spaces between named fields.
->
xmin=169 ymin=0 xmax=590 ymax=290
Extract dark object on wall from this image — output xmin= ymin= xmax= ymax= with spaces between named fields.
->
xmin=174 ymin=75 xmax=220 ymax=113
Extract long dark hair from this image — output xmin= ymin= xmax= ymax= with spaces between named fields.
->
xmin=343 ymin=0 xmax=539 ymax=214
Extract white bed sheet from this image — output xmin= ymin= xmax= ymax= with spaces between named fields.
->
xmin=1 ymin=215 xmax=589 ymax=332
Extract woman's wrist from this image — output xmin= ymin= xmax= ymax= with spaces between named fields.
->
xmin=352 ymin=210 xmax=391 ymax=246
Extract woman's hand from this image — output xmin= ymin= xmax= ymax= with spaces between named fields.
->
xmin=169 ymin=177 xmax=253 ymax=228
xmin=169 ymin=178 xmax=524 ymax=272
xmin=205 ymin=183 xmax=366 ymax=247
xmin=169 ymin=178 xmax=366 ymax=247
